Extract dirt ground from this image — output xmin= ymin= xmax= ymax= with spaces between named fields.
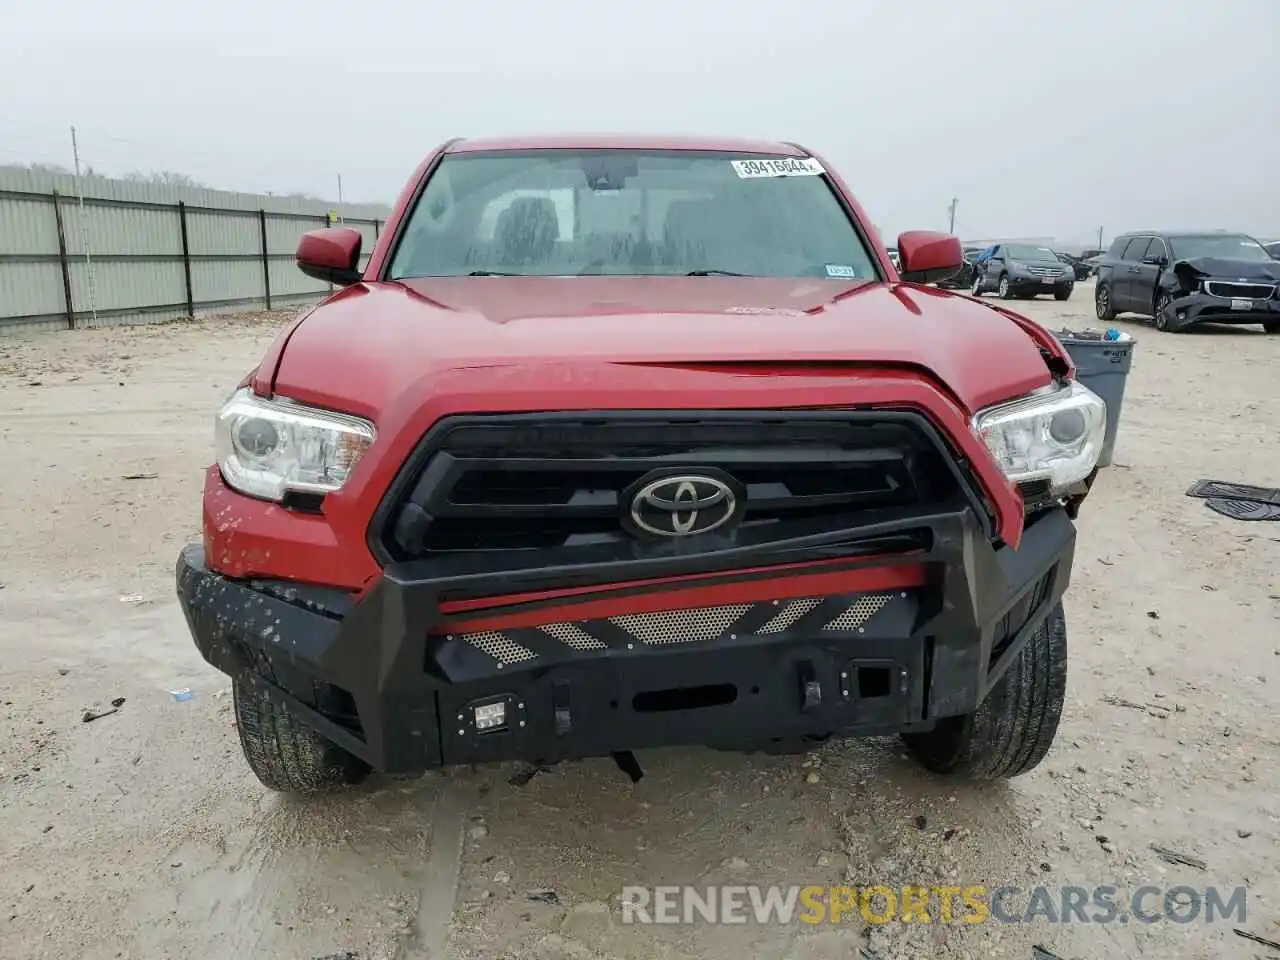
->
xmin=1 ymin=283 xmax=1278 ymax=960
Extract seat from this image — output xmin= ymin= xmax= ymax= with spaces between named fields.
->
xmin=494 ymin=197 xmax=561 ymax=267
xmin=662 ymin=199 xmax=720 ymax=269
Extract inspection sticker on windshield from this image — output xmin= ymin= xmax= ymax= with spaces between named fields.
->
xmin=825 ymin=264 xmax=857 ymax=278
xmin=731 ymin=157 xmax=825 ymax=179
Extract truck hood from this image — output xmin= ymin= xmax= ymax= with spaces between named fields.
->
xmin=270 ymin=277 xmax=1058 ymax=417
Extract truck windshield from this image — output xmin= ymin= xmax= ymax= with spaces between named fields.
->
xmin=386 ymin=149 xmax=879 ymax=280
xmin=1168 ymin=234 xmax=1273 ymax=262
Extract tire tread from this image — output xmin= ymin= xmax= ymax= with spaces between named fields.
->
xmin=232 ymin=679 xmax=370 ymax=795
xmin=902 ymin=602 xmax=1067 ymax=780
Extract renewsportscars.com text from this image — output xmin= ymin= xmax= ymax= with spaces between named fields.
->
xmin=620 ymin=885 xmax=1247 ymax=926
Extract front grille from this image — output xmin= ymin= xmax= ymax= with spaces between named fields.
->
xmin=374 ymin=412 xmax=969 ymax=563
xmin=1203 ymin=281 xmax=1276 ymax=300
xmin=454 ymin=592 xmax=898 ymax=666
xmin=1027 ymin=265 xmax=1064 ymax=277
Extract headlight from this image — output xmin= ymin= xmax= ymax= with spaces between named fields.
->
xmin=215 ymin=388 xmax=376 ymax=501
xmin=972 ymin=381 xmax=1106 ymax=494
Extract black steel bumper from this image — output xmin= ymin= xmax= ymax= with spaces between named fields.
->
xmin=176 ymin=507 xmax=1077 ymax=775
xmin=1166 ymin=290 xmax=1280 ymax=330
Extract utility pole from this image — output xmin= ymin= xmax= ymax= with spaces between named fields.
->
xmin=336 ymin=174 xmax=344 ymax=224
xmin=948 ymin=198 xmax=958 ymax=234
xmin=1097 ymin=225 xmax=1104 ymax=253
xmin=70 ymin=126 xmax=98 ymax=326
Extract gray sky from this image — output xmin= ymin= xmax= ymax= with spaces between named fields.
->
xmin=3 ymin=0 xmax=1277 ymax=245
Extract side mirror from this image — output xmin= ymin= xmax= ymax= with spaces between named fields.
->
xmin=897 ymin=230 xmax=964 ymax=284
xmin=297 ymin=227 xmax=363 ymax=285
xmin=1142 ymin=255 xmax=1168 ymax=267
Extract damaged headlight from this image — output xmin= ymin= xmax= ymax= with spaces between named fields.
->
xmin=215 ymin=388 xmax=376 ymax=502
xmin=972 ymin=380 xmax=1107 ymax=495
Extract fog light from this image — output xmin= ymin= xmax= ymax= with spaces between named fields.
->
xmin=474 ymin=701 xmax=507 ymax=732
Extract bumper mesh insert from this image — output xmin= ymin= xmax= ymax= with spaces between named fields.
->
xmin=823 ymin=594 xmax=892 ymax=631
xmin=610 ymin=605 xmax=752 ymax=645
xmin=459 ymin=630 xmax=537 ymax=666
xmin=454 ymin=592 xmax=898 ymax=666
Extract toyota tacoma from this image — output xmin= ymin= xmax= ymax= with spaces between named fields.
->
xmin=176 ymin=135 xmax=1106 ymax=794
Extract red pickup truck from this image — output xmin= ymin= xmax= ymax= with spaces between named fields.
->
xmin=176 ymin=135 xmax=1106 ymax=794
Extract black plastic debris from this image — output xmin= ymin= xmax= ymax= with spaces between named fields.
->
xmin=1233 ymin=928 xmax=1280 ymax=951
xmin=1186 ymin=480 xmax=1280 ymax=521
xmin=612 ymin=750 xmax=644 ymax=783
xmin=1187 ymin=479 xmax=1280 ymax=505
xmin=508 ymin=762 xmax=558 ymax=787
xmin=526 ymin=890 xmax=560 ymax=905
xmin=1150 ymin=843 xmax=1206 ymax=870
xmin=81 ymin=697 xmax=127 ymax=723
xmin=1204 ymin=498 xmax=1280 ymax=522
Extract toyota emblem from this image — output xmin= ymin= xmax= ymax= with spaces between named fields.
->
xmin=625 ymin=472 xmax=742 ymax=538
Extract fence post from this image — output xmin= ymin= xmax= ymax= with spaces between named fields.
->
xmin=50 ymin=189 xmax=76 ymax=330
xmin=373 ymin=219 xmax=380 ymax=240
xmin=258 ymin=209 xmax=272 ymax=311
xmin=177 ymin=201 xmax=194 ymax=318
xmin=323 ymin=214 xmax=333 ymax=295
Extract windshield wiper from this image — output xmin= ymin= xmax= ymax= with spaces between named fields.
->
xmin=467 ymin=270 xmax=530 ymax=276
xmin=686 ymin=269 xmax=749 ymax=277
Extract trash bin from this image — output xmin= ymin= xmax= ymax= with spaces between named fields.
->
xmin=1050 ymin=328 xmax=1136 ymax=469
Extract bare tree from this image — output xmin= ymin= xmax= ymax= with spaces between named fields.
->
xmin=122 ymin=170 xmax=208 ymax=188
xmin=23 ymin=161 xmax=73 ymax=175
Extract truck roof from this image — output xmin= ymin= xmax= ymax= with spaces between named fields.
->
xmin=448 ymin=134 xmax=808 ymax=156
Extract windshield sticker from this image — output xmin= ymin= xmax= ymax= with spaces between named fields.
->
xmin=825 ymin=264 xmax=857 ymax=278
xmin=731 ymin=157 xmax=825 ymax=179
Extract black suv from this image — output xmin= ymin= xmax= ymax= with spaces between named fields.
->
xmin=1095 ymin=231 xmax=1280 ymax=333
xmin=970 ymin=243 xmax=1075 ymax=301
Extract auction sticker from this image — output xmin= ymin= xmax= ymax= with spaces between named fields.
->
xmin=825 ymin=264 xmax=857 ymax=278
xmin=731 ymin=157 xmax=825 ymax=178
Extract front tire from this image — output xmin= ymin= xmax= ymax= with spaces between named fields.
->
xmin=1095 ymin=283 xmax=1116 ymax=321
xmin=997 ymin=275 xmax=1012 ymax=299
xmin=1153 ymin=291 xmax=1173 ymax=332
xmin=1054 ymin=286 xmax=1073 ymax=301
xmin=970 ymin=273 xmax=984 ymax=296
xmin=233 ymin=679 xmax=371 ymax=795
xmin=902 ymin=602 xmax=1067 ymax=780
xmin=1262 ymin=319 xmax=1280 ymax=334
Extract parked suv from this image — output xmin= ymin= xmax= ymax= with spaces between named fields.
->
xmin=970 ymin=243 xmax=1076 ymax=300
xmin=1095 ymin=231 xmax=1280 ymax=333
xmin=176 ymin=135 xmax=1105 ymax=795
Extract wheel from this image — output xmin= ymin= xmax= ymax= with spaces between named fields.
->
xmin=1095 ymin=283 xmax=1116 ymax=321
xmin=970 ymin=272 xmax=984 ymax=296
xmin=997 ymin=275 xmax=1012 ymax=299
xmin=233 ymin=678 xmax=370 ymax=795
xmin=1054 ymin=287 xmax=1072 ymax=301
xmin=1153 ymin=291 xmax=1172 ymax=331
xmin=1262 ymin=319 xmax=1280 ymax=334
xmin=902 ymin=601 xmax=1067 ymax=780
